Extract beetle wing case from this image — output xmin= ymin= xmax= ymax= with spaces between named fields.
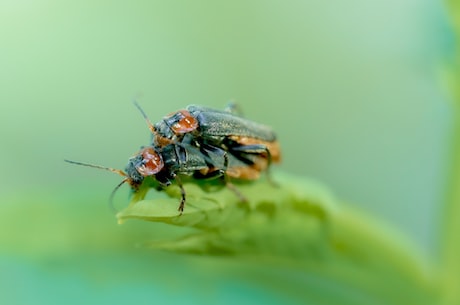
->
xmin=186 ymin=105 xmax=277 ymax=142
xmin=161 ymin=144 xmax=209 ymax=174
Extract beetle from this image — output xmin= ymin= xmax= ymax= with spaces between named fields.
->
xmin=65 ymin=141 xmax=258 ymax=213
xmin=134 ymin=103 xmax=281 ymax=181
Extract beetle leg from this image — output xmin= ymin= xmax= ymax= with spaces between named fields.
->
xmin=230 ymin=144 xmax=271 ymax=162
xmin=229 ymin=144 xmax=277 ymax=186
xmin=192 ymin=166 xmax=247 ymax=201
xmin=174 ymin=175 xmax=186 ymax=214
xmin=199 ymin=143 xmax=228 ymax=170
xmin=222 ymin=149 xmax=229 ymax=171
xmin=208 ymin=167 xmax=248 ymax=203
xmin=225 ymin=179 xmax=248 ymax=203
xmin=192 ymin=148 xmax=248 ymax=203
xmin=224 ymin=101 xmax=244 ymax=116
xmin=220 ymin=152 xmax=248 ymax=203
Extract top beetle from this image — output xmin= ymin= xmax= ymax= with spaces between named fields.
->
xmin=138 ymin=104 xmax=281 ymax=165
xmin=154 ymin=105 xmax=275 ymax=143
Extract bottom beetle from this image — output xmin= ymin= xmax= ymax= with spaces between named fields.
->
xmin=65 ymin=142 xmax=264 ymax=213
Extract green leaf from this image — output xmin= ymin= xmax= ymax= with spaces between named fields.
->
xmin=117 ymin=172 xmax=438 ymax=305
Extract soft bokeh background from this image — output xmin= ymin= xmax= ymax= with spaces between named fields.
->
xmin=0 ymin=1 xmax=453 ymax=304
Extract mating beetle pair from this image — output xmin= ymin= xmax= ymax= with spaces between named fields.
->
xmin=66 ymin=103 xmax=281 ymax=213
xmin=138 ymin=104 xmax=281 ymax=179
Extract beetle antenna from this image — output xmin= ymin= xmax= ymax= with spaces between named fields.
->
xmin=133 ymin=100 xmax=157 ymax=135
xmin=64 ymin=159 xmax=127 ymax=177
xmin=65 ymin=159 xmax=131 ymax=214
xmin=108 ymin=178 xmax=129 ymax=214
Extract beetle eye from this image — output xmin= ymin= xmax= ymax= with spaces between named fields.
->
xmin=171 ymin=110 xmax=198 ymax=134
xmin=135 ymin=147 xmax=164 ymax=176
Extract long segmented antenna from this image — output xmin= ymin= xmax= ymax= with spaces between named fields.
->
xmin=64 ymin=159 xmax=127 ymax=177
xmin=108 ymin=178 xmax=129 ymax=213
xmin=133 ymin=100 xmax=156 ymax=135
xmin=64 ymin=159 xmax=129 ymax=213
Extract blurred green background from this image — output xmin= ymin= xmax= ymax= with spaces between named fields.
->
xmin=0 ymin=1 xmax=454 ymax=304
